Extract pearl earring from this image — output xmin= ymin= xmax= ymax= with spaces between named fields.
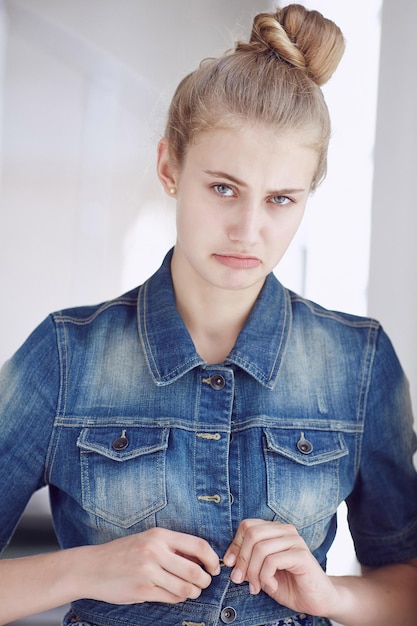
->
xmin=169 ymin=187 xmax=177 ymax=195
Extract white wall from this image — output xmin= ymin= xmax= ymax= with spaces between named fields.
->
xmin=367 ymin=0 xmax=417 ymax=421
xmin=278 ymin=0 xmax=382 ymax=318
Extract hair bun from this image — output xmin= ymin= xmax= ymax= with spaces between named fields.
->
xmin=236 ymin=3 xmax=345 ymax=86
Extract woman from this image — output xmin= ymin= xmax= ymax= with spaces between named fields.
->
xmin=1 ymin=4 xmax=417 ymax=626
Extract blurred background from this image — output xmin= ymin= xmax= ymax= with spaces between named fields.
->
xmin=0 ymin=0 xmax=416 ymax=624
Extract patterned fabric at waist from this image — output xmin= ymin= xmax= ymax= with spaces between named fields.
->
xmin=265 ymin=614 xmax=331 ymax=626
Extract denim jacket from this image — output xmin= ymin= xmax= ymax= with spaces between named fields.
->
xmin=1 ymin=249 xmax=417 ymax=626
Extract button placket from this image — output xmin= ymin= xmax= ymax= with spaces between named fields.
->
xmin=195 ymin=368 xmax=234 ymax=545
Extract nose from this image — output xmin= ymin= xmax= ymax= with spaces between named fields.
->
xmin=228 ymin=203 xmax=260 ymax=246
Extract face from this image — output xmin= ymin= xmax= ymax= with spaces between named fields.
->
xmin=158 ymin=123 xmax=319 ymax=299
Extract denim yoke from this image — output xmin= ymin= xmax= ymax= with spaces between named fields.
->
xmin=1 ymin=250 xmax=417 ymax=626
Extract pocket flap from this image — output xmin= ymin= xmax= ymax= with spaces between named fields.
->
xmin=264 ymin=427 xmax=348 ymax=466
xmin=77 ymin=426 xmax=169 ymax=461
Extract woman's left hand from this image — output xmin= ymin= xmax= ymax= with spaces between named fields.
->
xmin=222 ymin=519 xmax=338 ymax=617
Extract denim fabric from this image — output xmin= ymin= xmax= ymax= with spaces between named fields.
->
xmin=1 ymin=249 xmax=417 ymax=626
xmin=62 ymin=608 xmax=331 ymax=626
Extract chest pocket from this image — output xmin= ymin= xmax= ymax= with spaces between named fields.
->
xmin=264 ymin=427 xmax=348 ymax=550
xmin=77 ymin=426 xmax=169 ymax=528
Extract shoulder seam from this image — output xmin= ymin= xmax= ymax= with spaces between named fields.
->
xmin=289 ymin=293 xmax=380 ymax=329
xmin=52 ymin=296 xmax=138 ymax=326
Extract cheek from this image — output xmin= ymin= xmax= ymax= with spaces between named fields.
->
xmin=290 ymin=209 xmax=306 ymax=235
xmin=267 ymin=207 xmax=305 ymax=242
xmin=175 ymin=201 xmax=206 ymax=244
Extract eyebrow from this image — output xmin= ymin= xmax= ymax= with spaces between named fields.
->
xmin=204 ymin=170 xmax=248 ymax=188
xmin=203 ymin=170 xmax=306 ymax=195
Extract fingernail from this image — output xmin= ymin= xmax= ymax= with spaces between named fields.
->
xmin=249 ymin=583 xmax=257 ymax=595
xmin=223 ymin=554 xmax=236 ymax=566
xmin=231 ymin=567 xmax=243 ymax=583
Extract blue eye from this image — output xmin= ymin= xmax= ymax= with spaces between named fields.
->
xmin=213 ymin=184 xmax=234 ymax=197
xmin=270 ymin=195 xmax=292 ymax=205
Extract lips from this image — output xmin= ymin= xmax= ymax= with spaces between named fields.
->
xmin=213 ymin=254 xmax=261 ymax=269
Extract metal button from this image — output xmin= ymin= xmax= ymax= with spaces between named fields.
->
xmin=209 ymin=374 xmax=226 ymax=390
xmin=220 ymin=606 xmax=236 ymax=623
xmin=112 ymin=432 xmax=129 ymax=451
xmin=297 ymin=434 xmax=313 ymax=454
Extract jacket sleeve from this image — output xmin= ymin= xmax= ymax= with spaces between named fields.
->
xmin=0 ymin=315 xmax=60 ymax=551
xmin=346 ymin=325 xmax=417 ymax=567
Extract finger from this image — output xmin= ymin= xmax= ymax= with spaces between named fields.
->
xmin=230 ymin=522 xmax=299 ymax=587
xmin=147 ymin=566 xmax=205 ymax=602
xmin=169 ymin=534 xmax=221 ymax=577
xmin=223 ymin=518 xmax=262 ymax=568
xmin=143 ymin=549 xmax=213 ymax=601
xmin=261 ymin=544 xmax=313 ymax=582
xmin=250 ymin=537 xmax=306 ymax=595
xmin=245 ymin=538 xmax=296 ymax=594
xmin=226 ymin=519 xmax=268 ymax=583
xmin=167 ymin=552 xmax=214 ymax=590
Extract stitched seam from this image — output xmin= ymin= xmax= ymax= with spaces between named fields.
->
xmin=354 ymin=323 xmax=379 ymax=473
xmin=53 ymin=297 xmax=137 ymax=326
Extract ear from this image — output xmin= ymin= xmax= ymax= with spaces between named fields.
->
xmin=157 ymin=138 xmax=178 ymax=197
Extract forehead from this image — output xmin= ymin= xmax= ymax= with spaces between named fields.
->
xmin=191 ymin=120 xmax=319 ymax=154
xmin=184 ymin=123 xmax=319 ymax=183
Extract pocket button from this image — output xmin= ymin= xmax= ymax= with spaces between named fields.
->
xmin=112 ymin=436 xmax=129 ymax=451
xmin=297 ymin=436 xmax=313 ymax=454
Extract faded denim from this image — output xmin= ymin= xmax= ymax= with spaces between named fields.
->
xmin=1 ymin=249 xmax=417 ymax=626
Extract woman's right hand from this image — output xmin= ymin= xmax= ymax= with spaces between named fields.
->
xmin=79 ymin=527 xmax=221 ymax=604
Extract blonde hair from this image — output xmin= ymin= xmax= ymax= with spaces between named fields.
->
xmin=165 ymin=4 xmax=345 ymax=189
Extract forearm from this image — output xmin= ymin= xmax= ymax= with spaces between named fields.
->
xmin=0 ymin=547 xmax=88 ymax=625
xmin=0 ymin=527 xmax=221 ymax=624
xmin=328 ymin=562 xmax=417 ymax=626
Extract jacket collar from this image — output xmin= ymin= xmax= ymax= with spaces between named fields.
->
xmin=138 ymin=249 xmax=292 ymax=389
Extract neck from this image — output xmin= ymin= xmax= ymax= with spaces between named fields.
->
xmin=171 ymin=253 xmax=264 ymax=364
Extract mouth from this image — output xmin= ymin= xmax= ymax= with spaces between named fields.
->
xmin=213 ymin=254 xmax=261 ymax=269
